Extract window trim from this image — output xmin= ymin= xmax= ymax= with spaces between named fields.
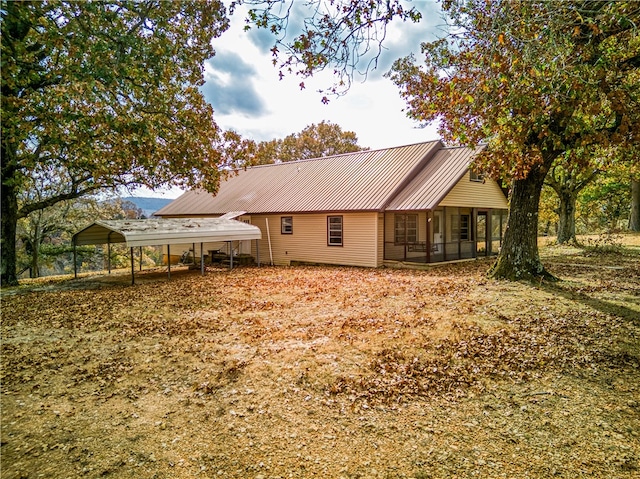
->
xmin=327 ymin=215 xmax=343 ymax=246
xmin=281 ymin=216 xmax=293 ymax=235
xmin=470 ymin=169 xmax=485 ymax=182
xmin=394 ymin=213 xmax=418 ymax=245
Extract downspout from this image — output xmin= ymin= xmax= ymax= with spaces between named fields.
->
xmin=265 ymin=218 xmax=274 ymax=266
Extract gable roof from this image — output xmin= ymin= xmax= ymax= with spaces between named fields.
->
xmin=385 ymin=145 xmax=485 ymax=211
xmin=155 ymin=140 xmax=485 ymax=216
xmin=155 ymin=141 xmax=442 ymax=216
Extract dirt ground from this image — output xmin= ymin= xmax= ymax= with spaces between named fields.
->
xmin=2 ymin=235 xmax=639 ymax=478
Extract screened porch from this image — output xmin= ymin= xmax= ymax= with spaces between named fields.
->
xmin=383 ymin=207 xmax=508 ymax=264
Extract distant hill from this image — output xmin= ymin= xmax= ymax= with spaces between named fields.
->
xmin=122 ymin=197 xmax=173 ymax=218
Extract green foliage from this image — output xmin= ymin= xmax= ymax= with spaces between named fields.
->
xmin=2 ymin=1 xmax=231 ymax=195
xmin=15 ymin=194 xmax=148 ymax=278
xmin=577 ymin=172 xmax=631 ymax=233
xmin=1 ymin=1 xmax=231 ymax=284
xmin=388 ymin=0 xmax=640 ymax=178
xmin=385 ymin=0 xmax=639 ymax=279
xmin=220 ymin=121 xmax=366 ymax=166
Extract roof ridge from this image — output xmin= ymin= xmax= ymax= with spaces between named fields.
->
xmin=238 ymin=139 xmax=442 ymax=170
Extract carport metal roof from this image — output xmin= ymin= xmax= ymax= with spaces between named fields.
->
xmin=73 ymin=217 xmax=261 ymax=248
xmin=72 ymin=217 xmax=262 ymax=284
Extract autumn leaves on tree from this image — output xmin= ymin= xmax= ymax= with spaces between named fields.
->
xmin=388 ymin=0 xmax=639 ymax=279
xmin=1 ymin=1 xmax=230 ymax=285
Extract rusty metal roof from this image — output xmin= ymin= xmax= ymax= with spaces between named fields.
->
xmin=385 ymin=145 xmax=485 ymax=210
xmin=155 ymin=141 xmax=479 ymax=216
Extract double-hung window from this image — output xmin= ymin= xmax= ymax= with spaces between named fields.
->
xmin=281 ymin=216 xmax=293 ymax=234
xmin=327 ymin=216 xmax=343 ymax=246
xmin=394 ymin=214 xmax=417 ymax=244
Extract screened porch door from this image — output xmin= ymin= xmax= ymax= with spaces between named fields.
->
xmin=476 ymin=211 xmax=488 ymax=256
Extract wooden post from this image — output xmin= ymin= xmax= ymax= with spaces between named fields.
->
xmin=442 ymin=207 xmax=447 ymax=261
xmin=139 ymin=246 xmax=143 ymax=271
xmin=426 ymin=211 xmax=431 ymax=264
xmin=130 ymin=247 xmax=135 ymax=285
xmin=107 ymin=241 xmax=111 ymax=274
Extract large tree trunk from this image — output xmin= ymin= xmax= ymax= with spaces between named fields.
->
xmin=1 ymin=170 xmax=19 ymax=287
xmin=630 ymin=179 xmax=640 ymax=232
xmin=489 ymin=159 xmax=555 ymax=281
xmin=556 ymin=190 xmax=578 ymax=244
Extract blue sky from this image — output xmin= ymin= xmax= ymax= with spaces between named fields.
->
xmin=140 ymin=0 xmax=444 ymax=197
xmin=202 ymin=0 xmax=443 ymax=148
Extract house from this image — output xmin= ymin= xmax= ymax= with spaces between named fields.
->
xmin=155 ymin=140 xmax=509 ymax=267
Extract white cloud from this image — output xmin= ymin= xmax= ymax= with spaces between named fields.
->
xmin=206 ymin=0 xmax=443 ymax=149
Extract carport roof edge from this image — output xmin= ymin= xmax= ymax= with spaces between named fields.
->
xmin=73 ymin=218 xmax=262 ymax=248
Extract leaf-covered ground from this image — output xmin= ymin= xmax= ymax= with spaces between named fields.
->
xmin=2 ymin=236 xmax=639 ymax=478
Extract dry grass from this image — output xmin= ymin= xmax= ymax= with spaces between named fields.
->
xmin=2 ymin=234 xmax=639 ymax=478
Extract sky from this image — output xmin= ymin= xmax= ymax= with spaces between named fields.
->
xmin=140 ymin=0 xmax=445 ymax=198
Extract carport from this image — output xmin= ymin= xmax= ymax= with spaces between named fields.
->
xmin=72 ymin=217 xmax=262 ymax=284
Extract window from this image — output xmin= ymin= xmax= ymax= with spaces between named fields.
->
xmin=394 ymin=214 xmax=417 ymax=244
xmin=281 ymin=216 xmax=293 ymax=234
xmin=470 ymin=169 xmax=485 ymax=182
xmin=327 ymin=216 xmax=343 ymax=246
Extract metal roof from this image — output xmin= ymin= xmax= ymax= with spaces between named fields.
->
xmin=385 ymin=146 xmax=485 ymax=210
xmin=73 ymin=218 xmax=262 ymax=248
xmin=155 ymin=141 xmax=443 ymax=216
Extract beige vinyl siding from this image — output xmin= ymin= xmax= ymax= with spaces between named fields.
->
xmin=251 ymin=212 xmax=379 ymax=267
xmin=439 ymin=174 xmax=508 ymax=209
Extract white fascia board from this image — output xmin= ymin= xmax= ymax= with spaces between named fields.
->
xmin=123 ymin=230 xmax=262 ymax=248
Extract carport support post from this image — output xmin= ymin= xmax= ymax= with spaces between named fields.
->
xmin=130 ymin=247 xmax=135 ymax=285
xmin=139 ymin=246 xmax=143 ymax=271
xmin=107 ymin=231 xmax=114 ymax=274
xmin=200 ymin=242 xmax=204 ymax=276
xmin=167 ymin=244 xmax=171 ymax=280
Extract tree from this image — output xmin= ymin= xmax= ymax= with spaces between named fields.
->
xmin=16 ymin=194 xmax=127 ymax=279
xmin=631 ymin=179 xmax=640 ymax=231
xmin=219 ymin=121 xmax=366 ymax=166
xmin=388 ymin=0 xmax=640 ymax=279
xmin=254 ymin=121 xmax=365 ymax=164
xmin=1 ymin=1 xmax=230 ymax=286
xmin=545 ymin=163 xmax=599 ymax=244
xmin=238 ymin=0 xmax=422 ymax=99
